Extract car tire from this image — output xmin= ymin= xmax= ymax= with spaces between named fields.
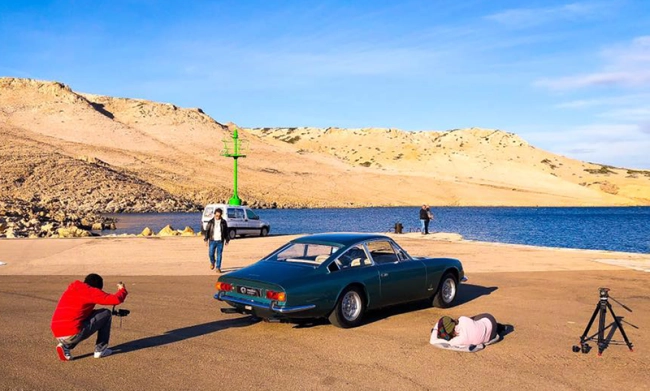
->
xmin=228 ymin=229 xmax=237 ymax=240
xmin=260 ymin=227 xmax=269 ymax=237
xmin=432 ymin=272 xmax=458 ymax=308
xmin=328 ymin=286 xmax=366 ymax=328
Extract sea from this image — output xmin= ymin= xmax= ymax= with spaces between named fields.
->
xmin=104 ymin=207 xmax=650 ymax=254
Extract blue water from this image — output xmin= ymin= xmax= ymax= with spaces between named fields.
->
xmin=106 ymin=207 xmax=650 ymax=254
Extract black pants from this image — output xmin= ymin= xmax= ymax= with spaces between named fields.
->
xmin=58 ymin=309 xmax=112 ymax=352
xmin=472 ymin=313 xmax=498 ymax=340
xmin=423 ymin=219 xmax=430 ymax=234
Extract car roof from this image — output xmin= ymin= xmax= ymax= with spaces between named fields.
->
xmin=292 ymin=232 xmax=391 ymax=247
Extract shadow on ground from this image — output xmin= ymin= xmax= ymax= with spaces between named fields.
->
xmin=101 ymin=317 xmax=258 ymax=356
xmin=293 ymin=284 xmax=499 ymax=328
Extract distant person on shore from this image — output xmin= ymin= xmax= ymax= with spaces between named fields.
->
xmin=427 ymin=207 xmax=434 ymax=233
xmin=419 ymin=205 xmax=431 ymax=234
xmin=51 ymin=273 xmax=128 ymax=361
xmin=204 ymin=208 xmax=230 ymax=273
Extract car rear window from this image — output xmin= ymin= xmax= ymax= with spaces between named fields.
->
xmin=266 ymin=243 xmax=341 ymax=265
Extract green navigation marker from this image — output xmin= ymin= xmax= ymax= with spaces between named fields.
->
xmin=221 ymin=127 xmax=247 ymax=206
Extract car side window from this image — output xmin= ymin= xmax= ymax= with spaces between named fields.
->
xmin=337 ymin=245 xmax=370 ymax=269
xmin=246 ymin=209 xmax=258 ymax=220
xmin=366 ymin=241 xmax=399 ymax=264
xmin=227 ymin=208 xmax=236 ymax=219
xmin=235 ymin=209 xmax=245 ymax=219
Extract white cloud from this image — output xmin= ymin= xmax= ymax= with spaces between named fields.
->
xmin=555 ymin=93 xmax=650 ymax=109
xmin=536 ymin=35 xmax=650 ymax=90
xmin=598 ymin=107 xmax=650 ymax=121
xmin=524 ymin=124 xmax=650 ymax=168
xmin=485 ymin=2 xmax=606 ymax=27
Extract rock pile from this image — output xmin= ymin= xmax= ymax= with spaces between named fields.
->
xmin=0 ymin=197 xmax=116 ymax=238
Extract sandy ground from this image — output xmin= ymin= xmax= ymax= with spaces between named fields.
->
xmin=1 ymin=235 xmax=649 ymax=391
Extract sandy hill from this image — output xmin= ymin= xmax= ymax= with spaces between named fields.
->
xmin=1 ymin=77 xmax=649 ymax=211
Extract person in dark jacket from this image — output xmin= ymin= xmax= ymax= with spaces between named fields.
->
xmin=419 ymin=205 xmax=431 ymax=234
xmin=204 ymin=208 xmax=230 ymax=273
xmin=51 ymin=273 xmax=128 ymax=361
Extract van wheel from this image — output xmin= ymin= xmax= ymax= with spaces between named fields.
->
xmin=260 ymin=227 xmax=269 ymax=237
xmin=228 ymin=229 xmax=237 ymax=240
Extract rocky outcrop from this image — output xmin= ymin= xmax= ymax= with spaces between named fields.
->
xmin=140 ymin=227 xmax=153 ymax=236
xmin=0 ymin=134 xmax=201 ymax=214
xmin=0 ymin=197 xmax=114 ymax=238
xmin=157 ymin=224 xmax=178 ymax=236
xmin=179 ymin=226 xmax=195 ymax=236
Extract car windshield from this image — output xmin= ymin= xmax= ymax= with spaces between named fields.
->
xmin=266 ymin=242 xmax=342 ymax=265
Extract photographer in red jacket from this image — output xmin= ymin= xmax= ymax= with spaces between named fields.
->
xmin=51 ymin=273 xmax=128 ymax=361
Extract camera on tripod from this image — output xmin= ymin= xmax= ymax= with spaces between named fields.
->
xmin=599 ymin=287 xmax=610 ymax=299
xmin=573 ymin=287 xmax=634 ymax=356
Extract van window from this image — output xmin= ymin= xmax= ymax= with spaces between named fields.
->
xmin=203 ymin=207 xmax=214 ymax=218
xmin=246 ymin=209 xmax=259 ymax=220
xmin=228 ymin=208 xmax=245 ymax=219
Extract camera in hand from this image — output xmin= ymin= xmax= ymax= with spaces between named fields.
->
xmin=112 ymin=308 xmax=130 ymax=317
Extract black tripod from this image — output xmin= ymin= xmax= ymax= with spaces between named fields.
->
xmin=574 ymin=288 xmax=634 ymax=356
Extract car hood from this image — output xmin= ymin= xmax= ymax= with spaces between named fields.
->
xmin=224 ymin=261 xmax=318 ymax=287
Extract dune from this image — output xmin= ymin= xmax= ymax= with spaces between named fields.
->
xmin=1 ymin=77 xmax=649 ymax=212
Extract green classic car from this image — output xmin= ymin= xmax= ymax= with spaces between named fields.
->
xmin=214 ymin=233 xmax=466 ymax=328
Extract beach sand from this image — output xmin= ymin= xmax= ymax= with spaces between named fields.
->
xmin=1 ymin=235 xmax=649 ymax=390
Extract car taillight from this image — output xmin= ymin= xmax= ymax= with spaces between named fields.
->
xmin=215 ymin=282 xmax=233 ymax=291
xmin=266 ymin=290 xmax=286 ymax=302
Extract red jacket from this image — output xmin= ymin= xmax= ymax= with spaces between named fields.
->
xmin=51 ymin=280 xmax=128 ymax=338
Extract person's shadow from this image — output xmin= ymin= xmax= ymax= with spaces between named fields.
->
xmin=110 ymin=316 xmax=258 ymax=355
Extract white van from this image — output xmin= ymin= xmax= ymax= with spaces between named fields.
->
xmin=201 ymin=204 xmax=271 ymax=239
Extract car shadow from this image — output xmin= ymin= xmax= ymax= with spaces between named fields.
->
xmin=454 ymin=284 xmax=498 ymax=306
xmin=293 ymin=284 xmax=499 ymax=329
xmin=76 ymin=316 xmax=259 ymax=357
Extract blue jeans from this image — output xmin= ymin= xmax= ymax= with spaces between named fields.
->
xmin=420 ymin=219 xmax=430 ymax=234
xmin=209 ymin=240 xmax=224 ymax=269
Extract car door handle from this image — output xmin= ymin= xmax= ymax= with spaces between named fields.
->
xmin=380 ymin=273 xmax=389 ymax=278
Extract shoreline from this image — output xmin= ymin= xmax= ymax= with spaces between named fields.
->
xmin=1 ymin=232 xmax=648 ymax=276
xmin=0 ymin=232 xmax=650 ymax=256
xmin=1 ymin=231 xmax=648 ymax=256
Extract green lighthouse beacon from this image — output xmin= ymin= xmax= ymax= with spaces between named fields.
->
xmin=221 ymin=127 xmax=247 ymax=206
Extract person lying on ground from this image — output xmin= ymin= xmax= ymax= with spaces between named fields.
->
xmin=51 ymin=273 xmax=128 ymax=361
xmin=431 ymin=314 xmax=506 ymax=352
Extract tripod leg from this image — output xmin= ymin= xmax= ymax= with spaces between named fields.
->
xmin=607 ymin=303 xmax=634 ymax=352
xmin=597 ymin=303 xmax=607 ymax=356
xmin=579 ymin=304 xmax=601 ymax=343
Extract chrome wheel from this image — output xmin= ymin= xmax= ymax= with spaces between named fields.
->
xmin=341 ymin=291 xmax=362 ymax=322
xmin=441 ymin=277 xmax=456 ymax=304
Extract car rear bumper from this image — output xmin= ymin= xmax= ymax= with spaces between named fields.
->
xmin=214 ymin=292 xmax=316 ymax=315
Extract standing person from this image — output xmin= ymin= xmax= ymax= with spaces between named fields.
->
xmin=419 ymin=205 xmax=431 ymax=234
xmin=204 ymin=208 xmax=229 ymax=273
xmin=51 ymin=273 xmax=128 ymax=361
xmin=427 ymin=207 xmax=435 ymax=234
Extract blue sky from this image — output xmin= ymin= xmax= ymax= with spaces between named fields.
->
xmin=1 ymin=1 xmax=649 ymax=168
